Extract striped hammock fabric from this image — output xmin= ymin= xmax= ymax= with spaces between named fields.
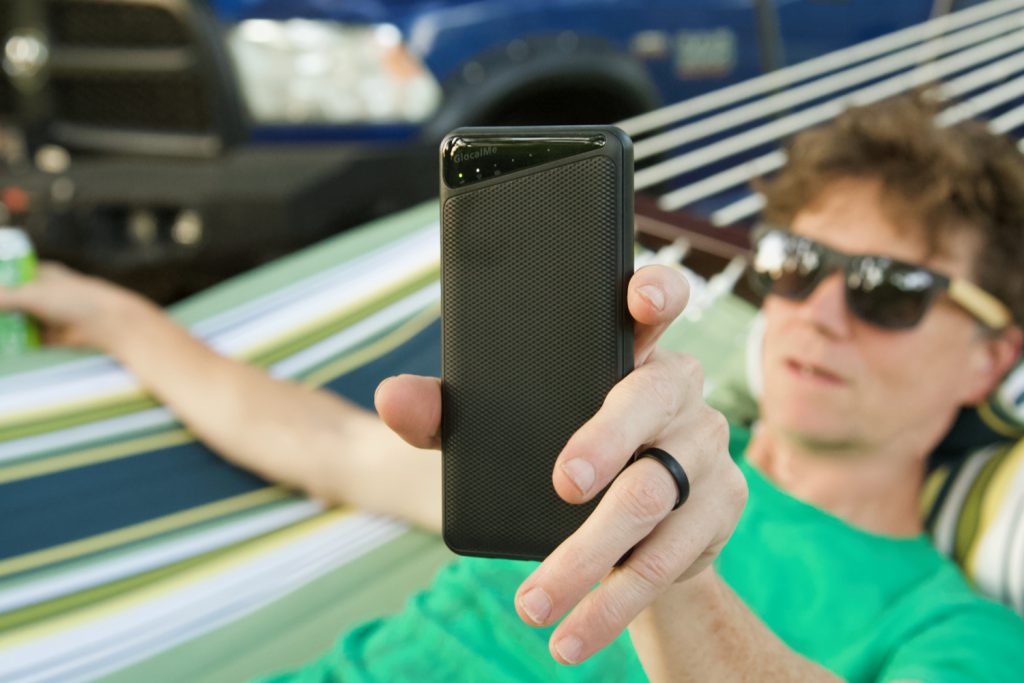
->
xmin=0 ymin=204 xmax=447 ymax=682
xmin=5 ymin=1 xmax=1024 ymax=679
xmin=0 ymin=200 xmax=757 ymax=682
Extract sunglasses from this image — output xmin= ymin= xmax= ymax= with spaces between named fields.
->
xmin=749 ymin=227 xmax=1011 ymax=331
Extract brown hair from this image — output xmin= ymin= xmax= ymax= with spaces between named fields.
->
xmin=756 ymin=93 xmax=1024 ymax=326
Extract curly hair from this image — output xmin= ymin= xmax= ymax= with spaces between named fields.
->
xmin=755 ymin=93 xmax=1024 ymax=326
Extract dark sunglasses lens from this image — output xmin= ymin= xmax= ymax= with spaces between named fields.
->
xmin=751 ymin=231 xmax=823 ymax=300
xmin=845 ymin=259 xmax=939 ymax=329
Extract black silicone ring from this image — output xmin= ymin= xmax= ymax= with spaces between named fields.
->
xmin=637 ymin=447 xmax=690 ymax=510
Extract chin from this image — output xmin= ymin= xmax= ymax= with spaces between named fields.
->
xmin=762 ymin=382 xmax=861 ymax=450
xmin=778 ymin=416 xmax=861 ymax=452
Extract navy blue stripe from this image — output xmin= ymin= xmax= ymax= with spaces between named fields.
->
xmin=323 ymin=318 xmax=441 ymax=411
xmin=0 ymin=319 xmax=441 ymax=566
xmin=0 ymin=443 xmax=270 ymax=564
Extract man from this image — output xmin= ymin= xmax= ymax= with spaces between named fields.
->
xmin=2 ymin=95 xmax=1023 ymax=682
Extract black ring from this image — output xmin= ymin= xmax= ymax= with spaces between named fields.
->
xmin=636 ymin=447 xmax=690 ymax=510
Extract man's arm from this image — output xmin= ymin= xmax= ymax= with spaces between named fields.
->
xmin=8 ymin=261 xmax=760 ymax=670
xmin=0 ymin=264 xmax=443 ymax=531
xmin=629 ymin=568 xmax=842 ymax=682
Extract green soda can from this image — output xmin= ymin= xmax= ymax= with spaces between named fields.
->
xmin=0 ymin=227 xmax=40 ymax=355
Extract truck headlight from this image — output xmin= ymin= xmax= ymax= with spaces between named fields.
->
xmin=226 ymin=19 xmax=442 ymax=124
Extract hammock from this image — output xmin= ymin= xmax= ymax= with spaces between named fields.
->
xmin=3 ymin=1 xmax=1024 ymax=680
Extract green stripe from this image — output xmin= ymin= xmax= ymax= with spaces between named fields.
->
xmin=1 ymin=302 xmax=437 ymax=476
xmin=247 ymin=265 xmax=438 ymax=369
xmin=0 ymin=497 xmax=303 ymax=593
xmin=0 ymin=430 xmax=193 ymax=485
xmin=0 ymin=266 xmax=439 ymax=443
xmin=1 ymin=302 xmax=436 ymax=479
xmin=0 ymin=487 xmax=293 ymax=580
xmin=980 ymin=399 xmax=1024 ymax=438
xmin=0 ymin=535 xmax=244 ymax=634
xmin=0 ymin=417 xmax=181 ymax=469
xmin=0 ymin=201 xmax=438 ymax=379
xmin=0 ymin=346 xmax=95 ymax=378
xmin=0 ymin=498 xmax=311 ymax=634
xmin=953 ymin=445 xmax=1012 ymax=563
xmin=0 ymin=395 xmax=160 ymax=443
xmin=299 ymin=305 xmax=439 ymax=388
xmin=171 ymin=202 xmax=439 ymax=327
xmin=96 ymin=528 xmax=452 ymax=683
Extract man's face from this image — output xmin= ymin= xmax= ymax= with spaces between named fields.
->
xmin=760 ymin=177 xmax=992 ymax=457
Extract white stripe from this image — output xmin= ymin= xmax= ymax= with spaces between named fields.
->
xmin=657 ymin=48 xmax=1024 ymax=212
xmin=931 ymin=446 xmax=1000 ymax=556
xmin=1007 ymin=494 xmax=1024 ymax=614
xmin=195 ymin=224 xmax=439 ymax=345
xmin=970 ymin=455 xmax=1024 ymax=603
xmin=207 ymin=228 xmax=439 ymax=358
xmin=0 ymin=228 xmax=441 ymax=418
xmin=989 ymin=102 xmax=1024 ymax=132
xmin=0 ymin=499 xmax=325 ymax=614
xmin=0 ymin=513 xmax=409 ymax=682
xmin=936 ymin=73 xmax=1024 ymax=126
xmin=268 ymin=283 xmax=439 ymax=379
xmin=0 ymin=285 xmax=437 ymax=457
xmin=938 ymin=47 xmax=1024 ymax=102
xmin=634 ymin=14 xmax=1020 ymax=160
xmin=618 ymin=0 xmax=1024 ymax=136
xmin=707 ymin=66 xmax=1024 ymax=226
xmin=0 ymin=223 xmax=439 ymax=394
xmin=635 ymin=25 xmax=1024 ymax=191
xmin=0 ymin=408 xmax=175 ymax=464
xmin=0 ymin=357 xmax=119 ymax=394
xmin=0 ymin=371 xmax=141 ymax=417
xmin=657 ymin=150 xmax=785 ymax=212
xmin=745 ymin=314 xmax=766 ymax=403
xmin=711 ymin=194 xmax=766 ymax=227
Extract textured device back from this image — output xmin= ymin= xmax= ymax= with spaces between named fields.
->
xmin=441 ymin=151 xmax=631 ymax=560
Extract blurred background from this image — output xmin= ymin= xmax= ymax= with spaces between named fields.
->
xmin=0 ymin=0 xmax=989 ymax=303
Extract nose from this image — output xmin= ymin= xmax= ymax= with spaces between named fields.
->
xmin=795 ymin=271 xmax=852 ymax=339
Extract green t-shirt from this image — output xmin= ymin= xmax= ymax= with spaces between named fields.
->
xmin=260 ymin=427 xmax=1024 ymax=682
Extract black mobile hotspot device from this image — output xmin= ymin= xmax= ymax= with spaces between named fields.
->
xmin=439 ymin=125 xmax=634 ymax=560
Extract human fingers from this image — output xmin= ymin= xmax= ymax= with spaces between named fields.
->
xmin=374 ymin=374 xmax=443 ymax=450
xmin=628 ymin=265 xmax=689 ymax=366
xmin=527 ymin=401 xmax=727 ymax=624
xmin=552 ymin=349 xmax=704 ymax=504
xmin=0 ymin=262 xmax=98 ymax=320
xmin=542 ymin=456 xmax=746 ymax=664
xmin=0 ymin=279 xmax=62 ymax=321
xmin=517 ymin=458 xmax=682 ymax=635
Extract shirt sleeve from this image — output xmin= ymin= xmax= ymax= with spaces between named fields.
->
xmin=876 ymin=600 xmax=1024 ymax=683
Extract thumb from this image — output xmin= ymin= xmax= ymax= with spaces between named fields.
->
xmin=0 ymin=283 xmax=33 ymax=314
xmin=0 ymin=278 xmax=80 ymax=333
xmin=374 ymin=374 xmax=443 ymax=450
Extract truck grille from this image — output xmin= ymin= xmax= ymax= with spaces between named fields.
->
xmin=50 ymin=2 xmax=190 ymax=48
xmin=53 ymin=74 xmax=209 ymax=130
xmin=0 ymin=0 xmax=242 ymax=156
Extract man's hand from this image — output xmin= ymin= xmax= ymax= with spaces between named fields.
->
xmin=375 ymin=264 xmax=747 ymax=665
xmin=0 ymin=262 xmax=150 ymax=351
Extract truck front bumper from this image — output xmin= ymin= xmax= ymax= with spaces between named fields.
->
xmin=2 ymin=141 xmax=437 ymax=302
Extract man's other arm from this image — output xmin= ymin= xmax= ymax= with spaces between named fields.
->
xmin=630 ymin=568 xmax=843 ymax=682
xmin=0 ymin=264 xmax=443 ymax=531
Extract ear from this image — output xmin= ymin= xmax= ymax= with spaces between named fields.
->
xmin=962 ymin=325 xmax=1023 ymax=405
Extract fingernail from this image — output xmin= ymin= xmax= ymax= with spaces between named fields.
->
xmin=519 ymin=587 xmax=551 ymax=625
xmin=555 ymin=636 xmax=583 ymax=664
xmin=373 ymin=377 xmax=390 ymax=406
xmin=637 ymin=285 xmax=664 ymax=311
xmin=562 ymin=458 xmax=595 ymax=495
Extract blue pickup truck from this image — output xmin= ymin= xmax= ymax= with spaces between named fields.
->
xmin=0 ymin=0 xmax=977 ymax=300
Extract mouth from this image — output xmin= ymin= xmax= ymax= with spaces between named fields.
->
xmin=784 ymin=358 xmax=846 ymax=386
